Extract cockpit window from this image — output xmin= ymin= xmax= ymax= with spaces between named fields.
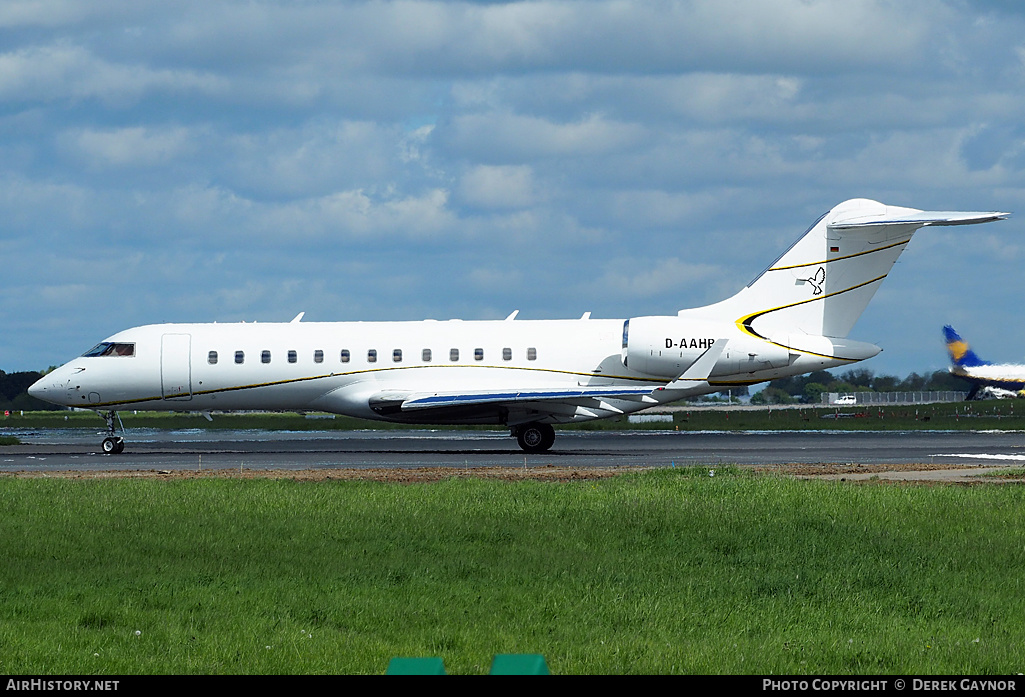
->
xmin=82 ymin=342 xmax=135 ymax=357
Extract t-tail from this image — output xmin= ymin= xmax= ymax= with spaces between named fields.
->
xmin=696 ymin=199 xmax=1009 ymax=344
xmin=627 ymin=199 xmax=1008 ymax=384
xmin=944 ymin=325 xmax=990 ymax=368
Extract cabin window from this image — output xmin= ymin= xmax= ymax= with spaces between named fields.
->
xmin=340 ymin=349 xmax=350 ymax=363
xmin=288 ymin=350 xmax=297 ymax=364
xmin=235 ymin=350 xmax=245 ymax=364
xmin=314 ymin=350 xmax=324 ymax=363
xmin=393 ymin=349 xmax=402 ymax=362
xmin=527 ymin=348 xmax=537 ymax=361
xmin=208 ymin=351 xmax=218 ymax=365
xmin=474 ymin=348 xmax=484 ymax=361
xmin=261 ymin=350 xmax=271 ymax=364
xmin=422 ymin=348 xmax=432 ymax=362
xmin=82 ymin=342 xmax=135 ymax=358
xmin=502 ymin=348 xmax=512 ymax=361
xmin=449 ymin=348 xmax=459 ymax=361
xmin=368 ymin=349 xmax=377 ymax=363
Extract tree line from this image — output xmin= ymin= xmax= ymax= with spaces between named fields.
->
xmin=0 ymin=370 xmax=57 ymax=411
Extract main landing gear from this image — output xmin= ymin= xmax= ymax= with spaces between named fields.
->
xmin=99 ymin=410 xmax=126 ymax=454
xmin=514 ymin=422 xmax=556 ymax=453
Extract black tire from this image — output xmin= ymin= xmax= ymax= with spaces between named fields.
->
xmin=516 ymin=423 xmax=555 ymax=453
xmin=102 ymin=437 xmax=125 ymax=454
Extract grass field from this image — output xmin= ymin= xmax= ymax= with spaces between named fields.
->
xmin=1 ymin=468 xmax=1023 ymax=675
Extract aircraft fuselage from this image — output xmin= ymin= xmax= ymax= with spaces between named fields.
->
xmin=30 ymin=316 xmax=863 ymax=424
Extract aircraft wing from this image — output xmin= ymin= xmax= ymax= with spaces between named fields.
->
xmin=368 ymin=385 xmax=660 ymax=423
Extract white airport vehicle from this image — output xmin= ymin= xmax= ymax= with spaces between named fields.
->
xmin=29 ymin=199 xmax=1008 ymax=453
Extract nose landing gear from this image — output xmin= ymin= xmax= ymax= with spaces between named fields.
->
xmin=99 ymin=411 xmax=126 ymax=454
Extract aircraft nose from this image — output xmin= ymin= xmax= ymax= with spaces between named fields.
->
xmin=27 ymin=375 xmax=48 ymax=399
xmin=28 ymin=371 xmax=70 ymax=406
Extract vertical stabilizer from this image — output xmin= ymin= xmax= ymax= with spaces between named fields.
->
xmin=693 ymin=200 xmax=1008 ymax=343
xmin=943 ymin=325 xmax=990 ymax=367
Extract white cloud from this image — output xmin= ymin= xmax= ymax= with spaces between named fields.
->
xmin=594 ymin=256 xmax=722 ymax=301
xmin=0 ymin=43 xmax=223 ymax=105
xmin=223 ymin=121 xmax=406 ymax=198
xmin=445 ymin=111 xmax=647 ymax=161
xmin=458 ymin=165 xmax=537 ymax=209
xmin=258 ymin=188 xmax=458 ymax=240
xmin=62 ymin=126 xmax=194 ymax=167
xmin=0 ymin=0 xmax=128 ymax=28
xmin=231 ymin=0 xmax=933 ymax=77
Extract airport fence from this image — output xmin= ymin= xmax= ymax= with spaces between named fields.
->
xmin=822 ymin=391 xmax=967 ymax=406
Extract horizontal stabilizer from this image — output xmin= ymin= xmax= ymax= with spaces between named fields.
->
xmin=829 ymin=210 xmax=1009 ymax=230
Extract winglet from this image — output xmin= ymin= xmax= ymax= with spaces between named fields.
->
xmin=290 ymin=312 xmax=305 ymax=323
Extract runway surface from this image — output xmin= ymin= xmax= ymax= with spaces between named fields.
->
xmin=3 ymin=427 xmax=1025 ymax=474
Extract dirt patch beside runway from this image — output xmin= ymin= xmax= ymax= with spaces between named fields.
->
xmin=3 ymin=461 xmax=1023 ymax=484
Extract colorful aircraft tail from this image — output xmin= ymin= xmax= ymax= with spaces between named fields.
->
xmin=943 ymin=325 xmax=990 ymax=368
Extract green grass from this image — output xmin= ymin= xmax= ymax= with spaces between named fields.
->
xmin=0 ymin=468 xmax=1023 ymax=674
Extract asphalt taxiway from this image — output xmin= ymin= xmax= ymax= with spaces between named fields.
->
xmin=3 ymin=428 xmax=1025 ymax=475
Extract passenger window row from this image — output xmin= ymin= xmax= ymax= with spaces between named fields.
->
xmin=207 ymin=348 xmax=538 ymax=365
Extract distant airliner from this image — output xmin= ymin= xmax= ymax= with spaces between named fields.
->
xmin=943 ymin=325 xmax=1025 ymax=399
xmin=30 ymin=198 xmax=1008 ymax=453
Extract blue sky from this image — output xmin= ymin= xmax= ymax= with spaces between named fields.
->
xmin=2 ymin=0 xmax=1024 ymax=378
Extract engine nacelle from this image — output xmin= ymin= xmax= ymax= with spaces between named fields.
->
xmin=621 ymin=316 xmax=792 ymax=379
xmin=709 ymin=337 xmax=792 ymax=377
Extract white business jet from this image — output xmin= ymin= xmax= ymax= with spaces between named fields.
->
xmin=29 ymin=198 xmax=1008 ymax=454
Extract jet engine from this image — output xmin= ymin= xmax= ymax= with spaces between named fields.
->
xmin=621 ymin=316 xmax=792 ymax=378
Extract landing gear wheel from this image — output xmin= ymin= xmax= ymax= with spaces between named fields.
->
xmin=99 ymin=410 xmax=127 ymax=454
xmin=102 ymin=437 xmax=124 ymax=454
xmin=515 ymin=423 xmax=556 ymax=453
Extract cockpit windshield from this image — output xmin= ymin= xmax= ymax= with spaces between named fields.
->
xmin=82 ymin=342 xmax=135 ymax=357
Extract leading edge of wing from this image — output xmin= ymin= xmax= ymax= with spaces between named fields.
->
xmin=371 ymin=386 xmax=660 ymax=412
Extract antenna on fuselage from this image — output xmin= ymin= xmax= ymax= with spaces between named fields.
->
xmin=290 ymin=312 xmax=305 ymax=323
